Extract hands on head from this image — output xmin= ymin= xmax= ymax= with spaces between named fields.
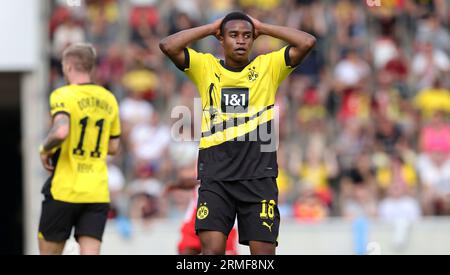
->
xmin=211 ymin=14 xmax=263 ymax=40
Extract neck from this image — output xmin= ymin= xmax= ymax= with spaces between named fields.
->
xmin=224 ymin=57 xmax=249 ymax=69
xmin=68 ymin=73 xmax=92 ymax=85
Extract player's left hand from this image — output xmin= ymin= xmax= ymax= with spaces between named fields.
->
xmin=247 ymin=15 xmax=263 ymax=39
xmin=210 ymin=16 xmax=224 ymax=40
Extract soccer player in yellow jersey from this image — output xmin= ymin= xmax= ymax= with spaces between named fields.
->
xmin=160 ymin=12 xmax=315 ymax=254
xmin=38 ymin=43 xmax=121 ymax=255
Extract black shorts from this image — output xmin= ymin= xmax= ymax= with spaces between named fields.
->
xmin=38 ymin=197 xmax=110 ymax=242
xmin=195 ymin=177 xmax=280 ymax=246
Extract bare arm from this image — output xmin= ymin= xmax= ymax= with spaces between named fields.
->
xmin=40 ymin=113 xmax=70 ymax=172
xmin=159 ymin=18 xmax=222 ymax=69
xmin=164 ymin=178 xmax=199 ymax=196
xmin=252 ymin=17 xmax=316 ymax=67
xmin=42 ymin=113 xmax=70 ymax=152
xmin=108 ymin=138 xmax=120 ymax=155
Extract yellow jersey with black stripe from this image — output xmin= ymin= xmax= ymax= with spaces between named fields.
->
xmin=43 ymin=84 xmax=121 ymax=203
xmin=183 ymin=46 xmax=295 ymax=180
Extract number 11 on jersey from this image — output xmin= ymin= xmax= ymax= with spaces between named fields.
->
xmin=73 ymin=116 xmax=105 ymax=158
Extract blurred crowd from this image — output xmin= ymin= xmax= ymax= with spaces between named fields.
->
xmin=48 ymin=0 xmax=450 ymax=230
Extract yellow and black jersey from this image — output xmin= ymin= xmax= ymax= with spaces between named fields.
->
xmin=182 ymin=46 xmax=296 ymax=180
xmin=43 ymin=84 xmax=121 ymax=203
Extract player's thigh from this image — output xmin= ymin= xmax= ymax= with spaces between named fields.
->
xmin=74 ymin=203 xmax=110 ymax=242
xmin=195 ymin=180 xmax=236 ymax=237
xmin=236 ymin=177 xmax=280 ymax=246
xmin=38 ymin=197 xmax=77 ymax=243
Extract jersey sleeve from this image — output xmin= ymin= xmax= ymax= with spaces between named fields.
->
xmin=183 ymin=47 xmax=208 ymax=88
xmin=268 ymin=46 xmax=296 ymax=86
xmin=110 ymin=97 xmax=121 ymax=139
xmin=50 ymin=89 xmax=71 ymax=117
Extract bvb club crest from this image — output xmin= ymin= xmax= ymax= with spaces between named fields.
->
xmin=248 ymin=66 xmax=259 ymax=82
xmin=197 ymin=203 xmax=209 ymax=219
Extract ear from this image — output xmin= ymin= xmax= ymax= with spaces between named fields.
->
xmin=253 ymin=29 xmax=259 ymax=40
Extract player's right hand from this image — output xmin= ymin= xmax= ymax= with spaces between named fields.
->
xmin=40 ymin=152 xmax=54 ymax=173
xmin=210 ymin=17 xmax=224 ymax=40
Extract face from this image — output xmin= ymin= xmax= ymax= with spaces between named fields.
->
xmin=220 ymin=20 xmax=254 ymax=65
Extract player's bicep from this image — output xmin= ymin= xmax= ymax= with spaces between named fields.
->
xmin=108 ymin=100 xmax=121 ymax=155
xmin=110 ymin=99 xmax=121 ymax=138
xmin=108 ymin=137 xmax=120 ymax=155
xmin=288 ymin=33 xmax=316 ymax=67
xmin=287 ymin=45 xmax=311 ymax=68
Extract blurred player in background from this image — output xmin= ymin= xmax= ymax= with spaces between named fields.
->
xmin=38 ymin=43 xmax=121 ymax=255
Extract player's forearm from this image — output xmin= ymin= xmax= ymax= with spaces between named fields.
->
xmin=159 ymin=24 xmax=215 ymax=56
xmin=42 ymin=136 xmax=64 ymax=152
xmin=108 ymin=138 xmax=120 ymax=155
xmin=41 ymin=116 xmax=69 ymax=152
xmin=176 ymin=178 xmax=199 ymax=190
xmin=259 ymin=23 xmax=316 ymax=54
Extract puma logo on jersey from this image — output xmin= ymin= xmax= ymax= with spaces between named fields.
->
xmin=209 ymin=107 xmax=218 ymax=123
xmin=262 ymin=221 xmax=274 ymax=232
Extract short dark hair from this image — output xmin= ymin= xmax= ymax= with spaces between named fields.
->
xmin=220 ymin=12 xmax=255 ymax=36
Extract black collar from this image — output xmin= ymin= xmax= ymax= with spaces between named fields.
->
xmin=219 ymin=60 xmax=251 ymax=72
